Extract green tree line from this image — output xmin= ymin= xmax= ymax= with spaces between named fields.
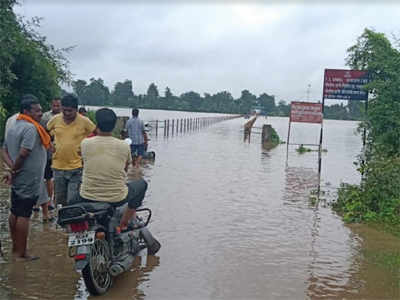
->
xmin=71 ymin=78 xmax=365 ymax=120
xmin=0 ymin=0 xmax=70 ymax=139
xmin=71 ymin=78 xmax=277 ymax=115
xmin=334 ymin=28 xmax=400 ymax=235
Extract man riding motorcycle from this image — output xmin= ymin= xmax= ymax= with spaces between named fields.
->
xmin=79 ymin=108 xmax=146 ymax=230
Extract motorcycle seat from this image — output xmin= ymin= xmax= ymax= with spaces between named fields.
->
xmin=77 ymin=202 xmax=113 ymax=213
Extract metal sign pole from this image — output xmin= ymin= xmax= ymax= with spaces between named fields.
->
xmin=286 ymin=119 xmax=291 ymax=165
xmin=363 ymin=98 xmax=368 ymax=147
xmin=317 ymin=72 xmax=327 ymax=202
xmin=360 ymin=95 xmax=369 ymax=178
xmin=317 ymin=121 xmax=323 ymax=202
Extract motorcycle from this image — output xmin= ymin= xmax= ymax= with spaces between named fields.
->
xmin=57 ymin=200 xmax=161 ymax=295
xmin=143 ymin=142 xmax=156 ymax=160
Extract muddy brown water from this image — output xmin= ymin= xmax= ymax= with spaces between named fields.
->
xmin=0 ymin=112 xmax=399 ymax=299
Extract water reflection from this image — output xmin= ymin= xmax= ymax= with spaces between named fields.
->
xmin=283 ymin=166 xmax=318 ymax=207
xmin=95 ymin=255 xmax=160 ymax=300
xmin=282 ymin=166 xmax=364 ymax=299
xmin=0 ymin=115 xmax=399 ymax=299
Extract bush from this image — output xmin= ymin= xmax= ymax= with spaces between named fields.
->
xmin=85 ymin=109 xmax=96 ymax=125
xmin=0 ymin=103 xmax=7 ymax=142
xmin=334 ymin=157 xmax=400 ymax=226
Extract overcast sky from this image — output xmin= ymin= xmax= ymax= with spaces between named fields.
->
xmin=15 ymin=1 xmax=400 ymax=102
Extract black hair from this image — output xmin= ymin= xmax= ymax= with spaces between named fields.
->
xmin=132 ymin=108 xmax=139 ymax=117
xmin=95 ymin=108 xmax=117 ymax=132
xmin=78 ymin=107 xmax=87 ymax=113
xmin=61 ymin=94 xmax=78 ymax=109
xmin=20 ymin=94 xmax=39 ymax=113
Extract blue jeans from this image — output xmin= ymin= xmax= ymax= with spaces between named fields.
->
xmin=80 ymin=179 xmax=148 ymax=210
xmin=53 ymin=168 xmax=82 ymax=206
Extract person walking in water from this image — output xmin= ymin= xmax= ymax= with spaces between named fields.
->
xmin=2 ymin=95 xmax=50 ymax=260
xmin=125 ymin=108 xmax=146 ymax=168
xmin=47 ymin=94 xmax=96 ymax=206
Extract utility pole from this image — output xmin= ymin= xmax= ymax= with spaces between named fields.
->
xmin=307 ymin=84 xmax=311 ymax=101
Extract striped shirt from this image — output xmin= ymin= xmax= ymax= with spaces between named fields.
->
xmin=125 ymin=117 xmax=145 ymax=145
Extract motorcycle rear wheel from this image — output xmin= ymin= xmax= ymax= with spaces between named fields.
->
xmin=82 ymin=239 xmax=113 ymax=295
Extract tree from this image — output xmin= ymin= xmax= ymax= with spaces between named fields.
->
xmin=146 ymin=82 xmax=159 ymax=107
xmin=276 ymin=100 xmax=290 ymax=116
xmin=0 ymin=1 xmax=70 ymax=141
xmin=165 ymin=87 xmax=173 ymax=99
xmin=147 ymin=83 xmax=159 ymax=98
xmin=180 ymin=91 xmax=202 ymax=111
xmin=346 ymin=28 xmax=400 ymax=157
xmin=82 ymin=78 xmax=110 ymax=106
xmin=347 ymin=100 xmax=363 ymax=120
xmin=72 ymin=79 xmax=87 ymax=100
xmin=111 ymin=80 xmax=134 ymax=107
xmin=211 ymin=91 xmax=234 ymax=113
xmin=334 ymin=28 xmax=400 ymax=227
xmin=258 ymin=93 xmax=275 ymax=114
xmin=0 ymin=0 xmax=18 ymax=105
xmin=238 ymin=90 xmax=256 ymax=114
xmin=324 ymin=103 xmax=348 ymax=120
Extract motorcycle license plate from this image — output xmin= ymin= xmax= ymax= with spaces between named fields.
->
xmin=68 ymin=231 xmax=96 ymax=247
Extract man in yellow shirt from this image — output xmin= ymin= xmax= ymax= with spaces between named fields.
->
xmin=80 ymin=108 xmax=147 ymax=229
xmin=47 ymin=94 xmax=96 ymax=206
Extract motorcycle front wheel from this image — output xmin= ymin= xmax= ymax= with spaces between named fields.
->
xmin=82 ymin=239 xmax=113 ymax=295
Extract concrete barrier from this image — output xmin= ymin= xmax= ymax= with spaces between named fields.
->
xmin=261 ymin=124 xmax=280 ymax=150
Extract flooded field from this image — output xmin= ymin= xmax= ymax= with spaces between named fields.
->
xmin=0 ymin=112 xmax=399 ymax=299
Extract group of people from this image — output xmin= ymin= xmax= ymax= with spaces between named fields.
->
xmin=2 ymin=93 xmax=149 ymax=261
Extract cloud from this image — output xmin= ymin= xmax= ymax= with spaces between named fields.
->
xmin=15 ymin=1 xmax=400 ymax=101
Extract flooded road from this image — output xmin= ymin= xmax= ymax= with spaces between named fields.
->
xmin=0 ymin=113 xmax=399 ymax=299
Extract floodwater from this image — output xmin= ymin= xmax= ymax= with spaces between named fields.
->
xmin=0 ymin=111 xmax=399 ymax=299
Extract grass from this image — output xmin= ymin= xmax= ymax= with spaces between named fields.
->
xmin=296 ymin=145 xmax=328 ymax=154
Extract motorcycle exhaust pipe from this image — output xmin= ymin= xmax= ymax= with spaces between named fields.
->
xmin=140 ymin=227 xmax=161 ymax=255
xmin=109 ymin=255 xmax=135 ymax=277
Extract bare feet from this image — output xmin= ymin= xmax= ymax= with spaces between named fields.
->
xmin=14 ymin=254 xmax=40 ymax=262
xmin=120 ymin=208 xmax=136 ymax=230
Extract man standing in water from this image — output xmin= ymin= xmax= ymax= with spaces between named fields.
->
xmin=36 ymin=98 xmax=61 ymax=217
xmin=47 ymin=94 xmax=96 ymax=206
xmin=125 ymin=108 xmax=146 ymax=168
xmin=2 ymin=95 xmax=49 ymax=260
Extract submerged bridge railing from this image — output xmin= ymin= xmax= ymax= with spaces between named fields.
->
xmin=116 ymin=115 xmax=240 ymax=138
